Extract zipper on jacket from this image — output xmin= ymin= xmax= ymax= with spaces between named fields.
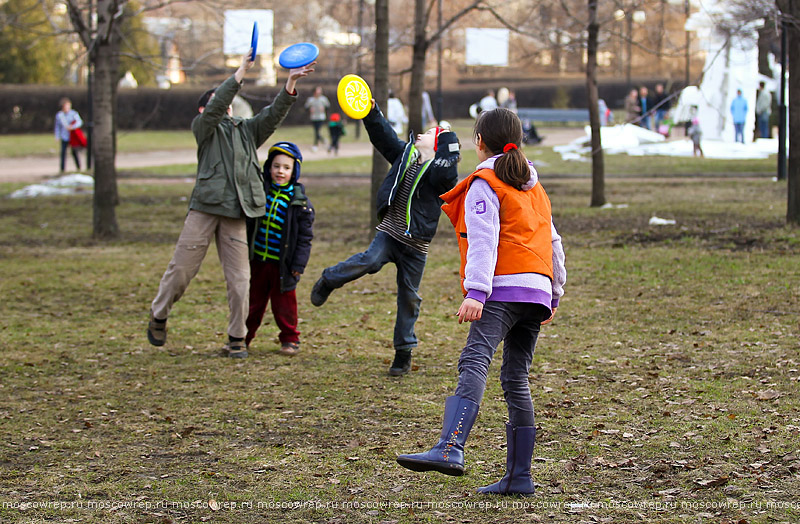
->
xmin=404 ymin=158 xmax=432 ymax=236
xmin=388 ymin=144 xmax=415 ymax=207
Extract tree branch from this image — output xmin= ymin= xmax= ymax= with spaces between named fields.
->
xmin=425 ymin=0 xmax=484 ymax=47
xmin=63 ymin=0 xmax=92 ymax=48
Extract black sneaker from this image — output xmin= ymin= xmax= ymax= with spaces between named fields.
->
xmin=147 ymin=311 xmax=167 ymax=347
xmin=310 ymin=276 xmax=333 ymax=307
xmin=388 ymin=350 xmax=412 ymax=376
xmin=222 ymin=340 xmax=248 ymax=359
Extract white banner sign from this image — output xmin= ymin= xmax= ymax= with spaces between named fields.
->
xmin=465 ymin=28 xmax=509 ymax=67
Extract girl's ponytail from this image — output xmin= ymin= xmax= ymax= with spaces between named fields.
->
xmin=473 ymin=108 xmax=530 ymax=189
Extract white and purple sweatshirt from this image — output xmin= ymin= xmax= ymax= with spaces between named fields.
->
xmin=464 ymin=156 xmax=566 ymax=312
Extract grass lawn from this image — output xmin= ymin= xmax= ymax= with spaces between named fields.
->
xmin=1 ymin=173 xmax=798 ymax=523
xmin=0 ymin=123 xmax=373 ymax=159
xmin=1 ymin=122 xmax=777 ymax=179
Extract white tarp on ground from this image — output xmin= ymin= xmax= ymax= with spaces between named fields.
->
xmin=9 ymin=173 xmax=93 ymax=199
xmin=554 ymin=124 xmax=779 ymax=161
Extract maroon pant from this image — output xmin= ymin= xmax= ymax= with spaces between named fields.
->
xmin=245 ymin=259 xmax=299 ymax=346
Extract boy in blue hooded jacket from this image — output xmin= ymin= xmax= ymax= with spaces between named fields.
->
xmin=244 ymin=142 xmax=315 ymax=357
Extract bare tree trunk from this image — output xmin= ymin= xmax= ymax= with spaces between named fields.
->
xmin=407 ymin=0 xmax=428 ymax=136
xmin=657 ymin=0 xmax=665 ymax=71
xmin=587 ymin=0 xmax=605 ymax=208
xmin=370 ymin=0 xmax=390 ymax=231
xmin=92 ymin=32 xmax=120 ymax=239
xmin=785 ymin=11 xmax=800 ymax=225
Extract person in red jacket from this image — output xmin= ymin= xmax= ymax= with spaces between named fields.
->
xmin=397 ymin=108 xmax=566 ymax=496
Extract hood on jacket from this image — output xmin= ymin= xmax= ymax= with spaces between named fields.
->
xmin=265 ymin=141 xmax=303 ymax=182
xmin=476 ymin=154 xmax=539 ymax=190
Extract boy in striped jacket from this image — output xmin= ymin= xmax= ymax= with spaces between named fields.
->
xmin=245 ymin=142 xmax=315 ymax=357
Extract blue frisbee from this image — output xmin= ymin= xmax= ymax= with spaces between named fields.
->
xmin=278 ymin=42 xmax=319 ymax=69
xmin=250 ymin=22 xmax=258 ymax=61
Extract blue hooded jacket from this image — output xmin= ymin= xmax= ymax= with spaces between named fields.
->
xmin=246 ymin=141 xmax=315 ymax=293
xmin=730 ymin=94 xmax=748 ymax=124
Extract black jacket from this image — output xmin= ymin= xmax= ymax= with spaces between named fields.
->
xmin=246 ymin=182 xmax=314 ymax=293
xmin=364 ymin=104 xmax=460 ymax=242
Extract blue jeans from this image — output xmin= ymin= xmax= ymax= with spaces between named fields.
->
xmin=734 ymin=123 xmax=745 ymax=143
xmin=321 ymin=231 xmax=427 ymax=351
xmin=454 ymin=301 xmax=550 ymax=427
xmin=757 ymin=113 xmax=770 ymax=138
xmin=655 ymin=109 xmax=667 ymax=131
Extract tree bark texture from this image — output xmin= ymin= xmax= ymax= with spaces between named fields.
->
xmin=777 ymin=1 xmax=799 ymax=225
xmin=370 ymin=0 xmax=390 ymax=231
xmin=91 ymin=0 xmax=120 ymax=239
xmin=587 ymin=0 xmax=605 ymax=208
xmin=407 ymin=0 xmax=428 ymax=137
xmin=786 ymin=14 xmax=799 ymax=225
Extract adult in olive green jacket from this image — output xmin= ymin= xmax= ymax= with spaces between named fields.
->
xmin=148 ymin=52 xmax=315 ymax=358
xmin=189 ymin=72 xmax=292 ymax=219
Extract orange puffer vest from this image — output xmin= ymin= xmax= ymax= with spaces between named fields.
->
xmin=441 ymin=169 xmax=553 ymax=293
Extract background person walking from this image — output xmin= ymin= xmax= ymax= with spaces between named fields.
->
xmin=730 ymin=89 xmax=748 ymax=144
xmin=54 ymin=98 xmax=84 ymax=173
xmin=755 ymin=81 xmax=772 ymax=139
xmin=305 ymin=86 xmax=330 ymax=151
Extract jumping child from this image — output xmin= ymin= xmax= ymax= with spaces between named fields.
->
xmin=396 ymin=107 xmax=567 ymax=496
xmin=310 ymin=100 xmax=461 ymax=376
xmin=244 ymin=142 xmax=314 ymax=356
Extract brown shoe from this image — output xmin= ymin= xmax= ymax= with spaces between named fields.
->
xmin=147 ymin=311 xmax=167 ymax=347
xmin=279 ymin=342 xmax=299 ymax=356
xmin=222 ymin=340 xmax=248 ymax=359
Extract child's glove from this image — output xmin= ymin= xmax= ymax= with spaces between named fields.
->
xmin=434 ymin=131 xmax=460 ymax=166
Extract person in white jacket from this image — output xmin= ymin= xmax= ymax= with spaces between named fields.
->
xmin=386 ymin=90 xmax=408 ymax=136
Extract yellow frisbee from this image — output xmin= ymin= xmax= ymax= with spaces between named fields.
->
xmin=337 ymin=74 xmax=372 ymax=120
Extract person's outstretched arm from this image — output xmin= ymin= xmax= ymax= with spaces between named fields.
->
xmin=362 ymin=99 xmax=406 ymax=164
xmin=250 ymin=62 xmax=315 ymax=147
xmin=192 ymin=51 xmax=254 ymax=145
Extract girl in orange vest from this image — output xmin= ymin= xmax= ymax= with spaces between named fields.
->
xmin=397 ymin=108 xmax=566 ymax=496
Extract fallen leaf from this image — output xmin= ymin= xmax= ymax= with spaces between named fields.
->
xmin=694 ymin=475 xmax=729 ymax=488
xmin=755 ymin=389 xmax=781 ymax=401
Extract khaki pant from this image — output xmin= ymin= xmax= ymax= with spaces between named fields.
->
xmin=151 ymin=210 xmax=250 ymax=338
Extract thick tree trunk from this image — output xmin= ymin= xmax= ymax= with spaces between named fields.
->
xmin=777 ymin=1 xmax=799 ymax=225
xmin=786 ymin=16 xmax=799 ymax=225
xmin=587 ymin=0 xmax=605 ymax=208
xmin=370 ymin=0 xmax=390 ymax=231
xmin=92 ymin=39 xmax=120 ymax=239
xmin=407 ymin=41 xmax=427 ymax=137
xmin=407 ymin=0 xmax=428 ymax=136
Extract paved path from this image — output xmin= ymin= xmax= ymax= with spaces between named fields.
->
xmin=0 ymin=128 xmax=586 ymax=184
